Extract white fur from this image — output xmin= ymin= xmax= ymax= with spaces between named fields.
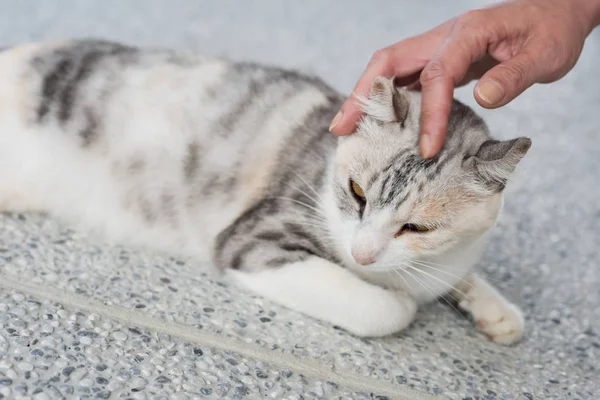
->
xmin=0 ymin=45 xmax=330 ymax=261
xmin=0 ymin=56 xmax=230 ymax=257
xmin=454 ymin=274 xmax=525 ymax=345
xmin=228 ymin=257 xmax=417 ymax=337
xmin=0 ymin=41 xmax=526 ymax=343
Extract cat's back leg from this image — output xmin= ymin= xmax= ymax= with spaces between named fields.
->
xmin=0 ymin=40 xmax=112 ymax=213
xmin=0 ymin=41 xmax=66 ymax=212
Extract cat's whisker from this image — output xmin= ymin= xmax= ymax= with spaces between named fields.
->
xmin=288 ymin=169 xmax=325 ymax=204
xmin=281 ymin=181 xmax=323 ymax=209
xmin=398 ymin=266 xmax=448 ymax=310
xmin=288 ymin=207 xmax=327 ymax=218
xmin=386 ymin=270 xmax=404 ymax=292
xmin=390 ymin=269 xmax=414 ymax=298
xmin=412 ymin=259 xmax=505 ymax=284
xmin=289 ymin=220 xmax=327 ymax=229
xmin=278 ymin=179 xmax=326 ymax=207
xmin=411 ymin=257 xmax=479 ymax=272
xmin=279 ymin=216 xmax=336 ymax=240
xmin=406 ymin=265 xmax=471 ymax=301
xmin=408 ymin=259 xmax=475 ymax=289
xmin=271 ymin=196 xmax=328 ymax=219
xmin=402 ymin=266 xmax=469 ymax=321
xmin=406 ymin=268 xmax=471 ymax=320
xmin=412 ymin=259 xmax=469 ymax=271
xmin=291 ymin=221 xmax=331 ymax=234
xmin=293 ymin=228 xmax=335 ymax=240
xmin=390 ymin=268 xmax=413 ymax=293
xmin=288 ymin=211 xmax=329 ymax=224
xmin=286 ymin=224 xmax=336 ymax=238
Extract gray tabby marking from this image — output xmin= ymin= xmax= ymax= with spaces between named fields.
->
xmin=184 ymin=142 xmax=201 ymax=182
xmin=214 ymin=101 xmax=341 ymax=271
xmin=21 ymin=40 xmax=524 ymax=273
xmin=0 ymin=39 xmax=532 ymax=341
xmin=34 ymin=41 xmax=133 ymax=116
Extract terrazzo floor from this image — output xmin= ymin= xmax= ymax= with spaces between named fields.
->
xmin=1 ymin=1 xmax=599 ymax=399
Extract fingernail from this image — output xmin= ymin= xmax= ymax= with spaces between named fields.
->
xmin=476 ymin=80 xmax=505 ymax=105
xmin=419 ymin=133 xmax=433 ymax=159
xmin=329 ymin=110 xmax=343 ymax=132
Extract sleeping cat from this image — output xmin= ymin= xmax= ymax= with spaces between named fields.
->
xmin=0 ymin=40 xmax=530 ymax=344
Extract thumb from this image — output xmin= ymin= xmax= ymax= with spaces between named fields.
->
xmin=474 ymin=52 xmax=539 ymax=109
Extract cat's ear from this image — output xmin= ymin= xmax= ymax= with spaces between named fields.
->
xmin=361 ymin=76 xmax=409 ymax=124
xmin=465 ymin=137 xmax=532 ymax=191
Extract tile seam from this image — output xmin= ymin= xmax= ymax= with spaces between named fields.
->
xmin=0 ymin=271 xmax=443 ymax=400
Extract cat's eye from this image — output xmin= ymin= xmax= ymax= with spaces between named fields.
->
xmin=350 ymin=180 xmax=366 ymax=200
xmin=394 ymin=223 xmax=431 ymax=238
xmin=349 ymin=179 xmax=366 ymax=216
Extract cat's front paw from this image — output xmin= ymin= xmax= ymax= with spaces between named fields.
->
xmin=460 ymin=292 xmax=525 ymax=345
xmin=345 ymin=290 xmax=418 ymax=338
xmin=228 ymin=261 xmax=417 ymax=339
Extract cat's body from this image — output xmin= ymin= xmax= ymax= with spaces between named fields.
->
xmin=0 ymin=40 xmax=338 ymax=262
xmin=0 ymin=40 xmax=529 ymax=342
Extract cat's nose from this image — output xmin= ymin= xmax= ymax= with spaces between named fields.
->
xmin=351 ymin=230 xmax=386 ymax=266
xmin=351 ymin=249 xmax=378 ymax=265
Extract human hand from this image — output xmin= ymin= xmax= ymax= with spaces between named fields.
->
xmin=329 ymin=0 xmax=600 ymax=158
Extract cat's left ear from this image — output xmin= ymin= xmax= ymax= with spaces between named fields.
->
xmin=361 ymin=76 xmax=410 ymax=124
xmin=465 ymin=137 xmax=532 ymax=191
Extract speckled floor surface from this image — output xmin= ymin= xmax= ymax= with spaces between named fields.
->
xmin=0 ymin=1 xmax=599 ymax=399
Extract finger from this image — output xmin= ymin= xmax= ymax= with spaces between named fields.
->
xmin=330 ymin=24 xmax=452 ymax=136
xmin=393 ymin=70 xmax=423 ymax=87
xmin=474 ymin=52 xmax=537 ymax=108
xmin=457 ymin=54 xmax=500 ymax=87
xmin=418 ymin=56 xmax=455 ymax=159
xmin=406 ymin=80 xmax=422 ymax=91
xmin=418 ymin=19 xmax=490 ymax=158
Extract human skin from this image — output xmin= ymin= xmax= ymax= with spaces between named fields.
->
xmin=329 ymin=0 xmax=600 ymax=158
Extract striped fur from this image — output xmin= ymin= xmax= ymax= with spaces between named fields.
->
xmin=0 ymin=41 xmax=530 ymax=341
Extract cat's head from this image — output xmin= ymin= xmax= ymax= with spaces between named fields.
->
xmin=331 ymin=76 xmax=531 ymax=270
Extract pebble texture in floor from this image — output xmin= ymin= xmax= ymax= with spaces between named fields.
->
xmin=0 ymin=1 xmax=599 ymax=399
xmin=0 ymin=290 xmax=386 ymax=400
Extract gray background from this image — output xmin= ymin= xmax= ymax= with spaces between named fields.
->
xmin=0 ymin=1 xmax=599 ymax=399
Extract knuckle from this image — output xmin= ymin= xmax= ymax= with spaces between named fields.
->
xmin=369 ymin=48 xmax=390 ymax=67
xmin=455 ymin=10 xmax=490 ymax=47
xmin=500 ymin=62 xmax=527 ymax=89
xmin=455 ymin=9 xmax=485 ymax=29
xmin=420 ymin=61 xmax=448 ymax=85
xmin=522 ymin=2 xmax=544 ymax=16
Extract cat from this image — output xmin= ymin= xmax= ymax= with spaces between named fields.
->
xmin=0 ymin=39 xmax=530 ymax=344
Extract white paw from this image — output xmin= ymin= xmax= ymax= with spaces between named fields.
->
xmin=228 ymin=261 xmax=418 ymax=339
xmin=460 ymin=293 xmax=525 ymax=345
xmin=344 ymin=290 xmax=418 ymax=338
